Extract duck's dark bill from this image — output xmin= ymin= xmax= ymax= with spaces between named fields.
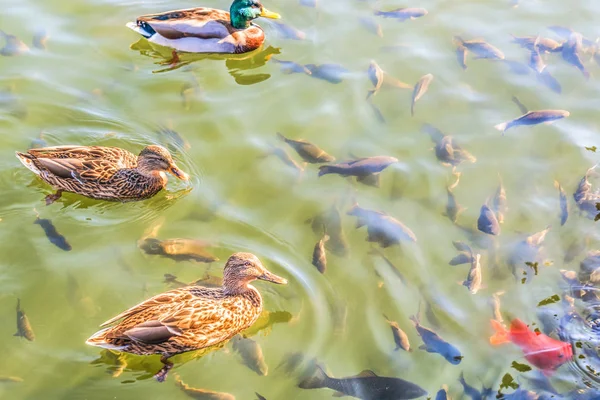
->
xmin=169 ymin=164 xmax=190 ymax=181
xmin=258 ymin=270 xmax=287 ymax=284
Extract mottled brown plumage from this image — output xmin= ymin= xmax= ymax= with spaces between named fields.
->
xmin=15 ymin=145 xmax=189 ymax=203
xmin=86 ymin=253 xmax=286 ymax=381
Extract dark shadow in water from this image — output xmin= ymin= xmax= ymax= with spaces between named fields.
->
xmin=129 ymin=38 xmax=280 ymax=85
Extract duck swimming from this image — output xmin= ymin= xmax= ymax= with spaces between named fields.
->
xmin=126 ymin=0 xmax=281 ymax=54
xmin=86 ymin=252 xmax=287 ymax=381
xmin=15 ymin=145 xmax=189 ymax=204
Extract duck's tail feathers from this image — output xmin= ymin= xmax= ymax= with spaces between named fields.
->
xmin=489 ymin=319 xmax=510 ymax=345
xmin=85 ymin=327 xmax=128 ymax=351
xmin=298 ymin=364 xmax=329 ymax=389
xmin=15 ymin=151 xmax=41 ymax=175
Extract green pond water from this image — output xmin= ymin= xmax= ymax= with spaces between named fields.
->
xmin=1 ymin=0 xmax=600 ymax=398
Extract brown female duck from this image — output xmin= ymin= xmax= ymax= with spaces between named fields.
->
xmin=86 ymin=252 xmax=287 ymax=381
xmin=15 ymin=145 xmax=189 ymax=204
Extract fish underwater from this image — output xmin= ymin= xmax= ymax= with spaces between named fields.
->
xmin=445 ymin=185 xmax=465 ymax=224
xmin=410 ymin=315 xmax=463 ymax=364
xmin=270 ymin=58 xmax=311 ymax=75
xmin=449 ymin=252 xmax=473 ymax=266
xmin=0 ymin=30 xmax=29 ymax=56
xmin=14 ymin=298 xmax=35 ymax=341
xmin=511 ymin=35 xmax=564 ymax=53
xmin=573 ymin=165 xmax=599 ymax=219
xmin=259 ymin=145 xmax=305 ymax=174
xmin=358 ymin=17 xmax=383 ymax=38
xmin=462 ymin=254 xmax=483 ymax=294
xmin=231 ymin=335 xmax=268 ymax=376
xmin=456 ymin=44 xmax=468 ymax=69
xmin=490 ymin=318 xmax=573 ymax=375
xmin=411 ymin=73 xmax=433 ymax=116
xmin=304 ymin=63 xmax=350 ymax=84
xmin=554 ymin=180 xmax=568 ymax=225
xmin=175 ymin=376 xmax=235 ymax=400
xmin=435 ymin=385 xmax=451 ymax=400
xmin=367 ymin=60 xmax=384 ymax=99
xmin=477 ymin=204 xmax=501 ymax=236
xmin=454 ymin=37 xmax=505 ymax=60
xmin=423 ymin=124 xmax=476 ymax=168
xmin=561 ymin=32 xmax=590 ymax=79
xmin=318 ymin=156 xmax=398 ymax=178
xmin=383 ymin=314 xmax=411 ymax=352
xmin=138 ymin=238 xmax=218 ymax=263
xmin=34 ymin=216 xmax=72 ymax=251
xmin=311 ymin=233 xmax=329 ymax=273
xmin=507 ymin=225 xmax=551 ymax=280
xmin=276 ymin=132 xmax=335 ymax=163
xmin=306 ymin=204 xmax=349 ymax=257
xmin=270 ymin=21 xmax=306 ymax=40
xmin=298 ymin=364 xmax=427 ymax=400
xmin=458 ymin=372 xmax=492 ymax=400
xmin=494 ymin=110 xmax=570 ymax=133
xmin=492 ymin=176 xmax=507 ymax=224
xmin=347 ymin=204 xmax=417 ymax=247
xmin=374 ymin=8 xmax=428 ymax=21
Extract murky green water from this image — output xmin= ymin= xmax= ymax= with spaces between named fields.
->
xmin=1 ymin=0 xmax=600 ymax=398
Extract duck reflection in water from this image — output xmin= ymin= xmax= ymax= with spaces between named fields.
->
xmin=129 ymin=38 xmax=280 ymax=84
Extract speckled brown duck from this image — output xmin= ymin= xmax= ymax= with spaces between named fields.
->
xmin=86 ymin=252 xmax=287 ymax=382
xmin=15 ymin=145 xmax=189 ymax=204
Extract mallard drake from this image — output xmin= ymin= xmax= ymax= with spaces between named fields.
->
xmin=15 ymin=145 xmax=189 ymax=204
xmin=86 ymin=252 xmax=287 ymax=381
xmin=126 ymin=0 xmax=281 ymax=54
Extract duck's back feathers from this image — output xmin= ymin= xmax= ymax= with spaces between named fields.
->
xmin=87 ymin=286 xmax=264 ymax=355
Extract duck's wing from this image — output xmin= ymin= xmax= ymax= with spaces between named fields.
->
xmin=27 ymin=146 xmax=133 ymax=163
xmin=137 ymin=8 xmax=233 ymax=40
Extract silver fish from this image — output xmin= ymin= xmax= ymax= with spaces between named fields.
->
xmin=573 ymin=165 xmax=599 ymax=219
xmin=410 ymin=315 xmax=463 ymax=364
xmin=435 ymin=385 xmax=451 ymax=400
xmin=511 ymin=35 xmax=563 ymax=53
xmin=369 ymin=248 xmax=407 ymax=284
xmin=494 ymin=110 xmax=570 ymax=133
xmin=462 ymin=254 xmax=482 ymax=294
xmin=424 ymin=126 xmax=476 ymax=167
xmin=32 ymin=29 xmax=49 ymax=50
xmin=175 ymin=376 xmax=235 ymax=400
xmin=445 ymin=186 xmax=465 ymax=224
xmin=491 ymin=291 xmax=505 ymax=323
xmin=271 ymin=58 xmax=311 ymax=75
xmin=477 ymin=204 xmax=500 ymax=235
xmin=319 ymin=156 xmax=398 ymax=178
xmin=271 ymin=21 xmax=306 ymax=40
xmin=456 ymin=44 xmax=468 ymax=70
xmin=374 ymin=8 xmax=428 ymax=21
xmin=449 ymin=252 xmax=473 ymax=266
xmin=312 ymin=234 xmax=329 ymax=274
xmin=276 ymin=132 xmax=335 ymax=163
xmin=138 ymin=238 xmax=218 ymax=263
xmin=304 ymin=63 xmax=350 ymax=84
xmin=260 ymin=145 xmax=305 ymax=173
xmin=0 ymin=30 xmax=29 ymax=56
xmin=411 ymin=73 xmax=433 ymax=116
xmin=529 ymin=40 xmax=546 ymax=74
xmin=561 ymin=32 xmax=590 ymax=79
xmin=347 ymin=204 xmax=417 ymax=247
xmin=367 ymin=60 xmax=385 ymax=99
xmin=358 ymin=17 xmax=383 ymax=38
xmin=492 ymin=176 xmax=507 ymax=224
xmin=454 ymin=36 xmax=504 ymax=60
xmin=14 ymin=299 xmax=35 ymax=341
xmin=232 ymin=335 xmax=268 ymax=376
xmin=554 ymin=180 xmax=568 ymax=226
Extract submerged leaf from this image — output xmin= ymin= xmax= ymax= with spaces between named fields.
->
xmin=511 ymin=361 xmax=532 ymax=372
xmin=500 ymin=373 xmax=519 ymax=390
xmin=585 ymin=146 xmax=597 ymax=153
xmin=537 ymin=294 xmax=560 ymax=307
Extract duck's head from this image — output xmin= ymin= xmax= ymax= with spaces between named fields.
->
xmin=230 ymin=0 xmax=280 ymax=30
xmin=137 ymin=145 xmax=189 ymax=181
xmin=223 ymin=252 xmax=287 ymax=294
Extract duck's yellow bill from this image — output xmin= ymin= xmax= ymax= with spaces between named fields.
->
xmin=169 ymin=164 xmax=190 ymax=181
xmin=260 ymin=8 xmax=281 ymax=19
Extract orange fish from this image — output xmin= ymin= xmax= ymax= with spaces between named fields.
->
xmin=490 ymin=318 xmax=573 ymax=375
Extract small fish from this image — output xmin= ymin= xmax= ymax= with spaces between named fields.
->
xmin=477 ymin=204 xmax=501 ymax=235
xmin=454 ymin=37 xmax=504 ymax=60
xmin=429 ymin=134 xmax=476 ymax=168
xmin=0 ymin=30 xmax=29 ymax=56
xmin=358 ymin=17 xmax=383 ymax=38
xmin=490 ymin=319 xmax=573 ymax=375
xmin=411 ymin=73 xmax=433 ymax=116
xmin=410 ymin=315 xmax=463 ymax=364
xmin=449 ymin=252 xmax=473 ymax=266
xmin=271 ymin=21 xmax=306 ymax=40
xmin=458 ymin=372 xmax=486 ymax=400
xmin=312 ymin=233 xmax=329 ymax=274
xmin=456 ymin=44 xmax=468 ymax=70
xmin=462 ymin=254 xmax=482 ymax=294
xmin=276 ymin=132 xmax=335 ymax=163
xmin=445 ymin=186 xmax=465 ymax=224
xmin=306 ymin=204 xmax=349 ymax=257
xmin=255 ymin=393 xmax=267 ymax=400
xmin=14 ymin=299 xmax=35 ymax=341
xmin=32 ymin=29 xmax=49 ymax=50
xmin=318 ymin=156 xmax=398 ymax=178
xmin=374 ymin=8 xmax=428 ymax=21
xmin=511 ymin=35 xmax=563 ymax=53
xmin=304 ymin=63 xmax=350 ymax=84
xmin=157 ymin=126 xmax=190 ymax=152
xmin=547 ymin=26 xmax=594 ymax=47
xmin=494 ymin=110 xmax=570 ymax=133
xmin=537 ymin=69 xmax=562 ymax=94
xmin=276 ymin=352 xmax=305 ymax=375
xmin=163 ymin=273 xmax=187 ymax=288
xmin=368 ymin=248 xmax=407 ymax=284
xmin=529 ymin=41 xmax=546 ymax=74
xmin=260 ymin=145 xmax=305 ymax=173
xmin=452 ymin=241 xmax=473 ymax=254
xmin=180 ymin=81 xmax=199 ymax=111
xmin=366 ymin=60 xmax=385 ymax=99
xmin=383 ymin=314 xmax=411 ymax=352
xmin=500 ymin=59 xmax=531 ymax=75
xmin=271 ymin=58 xmax=311 ymax=75
xmin=368 ymin=99 xmax=386 ymax=124
xmin=138 ymin=238 xmax=218 ymax=263
xmin=561 ymin=32 xmax=590 ymax=79
xmin=232 ymin=335 xmax=268 ymax=376
xmin=554 ymin=180 xmax=568 ymax=225
xmin=435 ymin=385 xmax=451 ymax=400
xmin=492 ymin=176 xmax=507 ymax=224
xmin=298 ymin=365 xmax=427 ymax=400
xmin=175 ymin=376 xmax=235 ymax=400
xmin=491 ymin=291 xmax=505 ymax=323
xmin=573 ymin=165 xmax=600 ymax=219
xmin=34 ymin=216 xmax=72 ymax=251
xmin=347 ymin=204 xmax=417 ymax=247
xmin=511 ymin=96 xmax=529 ymax=114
